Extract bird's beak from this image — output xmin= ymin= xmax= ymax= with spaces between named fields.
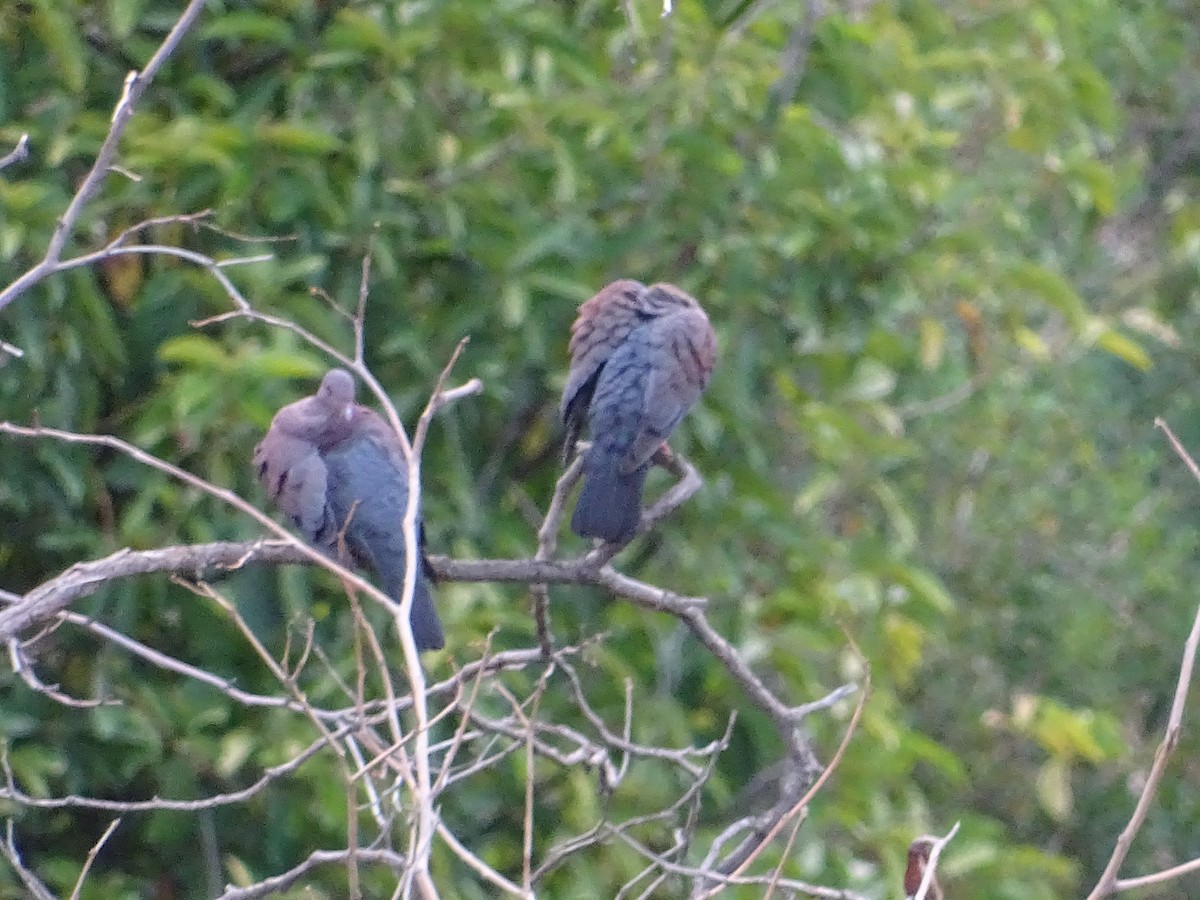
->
xmin=343 ymin=407 xmax=352 ymax=421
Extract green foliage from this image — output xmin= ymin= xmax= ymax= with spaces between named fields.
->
xmin=3 ymin=0 xmax=1200 ymax=897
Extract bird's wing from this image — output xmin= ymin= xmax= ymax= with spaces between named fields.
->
xmin=623 ymin=307 xmax=716 ymax=472
xmin=560 ymin=280 xmax=647 ymax=455
xmin=254 ymin=430 xmax=331 ymax=541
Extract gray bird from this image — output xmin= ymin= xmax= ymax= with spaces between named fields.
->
xmin=253 ymin=369 xmax=444 ymax=650
xmin=560 ymin=280 xmax=717 ymax=543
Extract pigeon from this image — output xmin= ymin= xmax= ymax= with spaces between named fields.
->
xmin=561 ymin=280 xmax=716 ymax=542
xmin=254 ymin=369 xmax=444 ymax=650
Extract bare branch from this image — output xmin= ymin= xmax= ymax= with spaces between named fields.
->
xmin=1 ymin=730 xmax=337 ymax=813
xmin=8 ymin=636 xmax=117 ymax=708
xmin=1112 ymin=855 xmax=1200 ymax=893
xmin=0 ymin=0 xmax=210 ymax=314
xmin=68 ymin=818 xmax=121 ymax=900
xmin=0 ymin=133 xmax=30 ymax=171
xmin=701 ymin=674 xmax=869 ymax=892
xmin=214 ymin=847 xmax=408 ymax=900
xmin=1086 ymin=419 xmax=1200 ymax=897
xmin=530 ymin=454 xmax=587 ymax=655
xmin=2 ymin=822 xmax=56 ymax=900
xmin=912 ymin=822 xmax=960 ymax=900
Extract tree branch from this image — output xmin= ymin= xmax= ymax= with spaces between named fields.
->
xmin=0 ymin=0 xmax=210 ymax=314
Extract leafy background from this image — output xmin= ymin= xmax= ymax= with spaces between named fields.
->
xmin=3 ymin=0 xmax=1200 ymax=897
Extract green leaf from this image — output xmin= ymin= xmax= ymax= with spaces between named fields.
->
xmin=30 ymin=0 xmax=86 ymax=92
xmin=1035 ymin=759 xmax=1073 ymax=822
xmin=158 ymin=334 xmax=233 ymax=371
xmin=256 ymin=122 xmax=342 ymax=155
xmin=107 ymin=0 xmax=147 ymax=40
xmin=1094 ymin=324 xmax=1151 ymax=370
xmin=838 ymin=358 xmax=897 ymax=402
xmin=201 ymin=13 xmax=295 ymax=45
xmin=238 ymin=352 xmax=326 ymax=379
xmin=1006 ymin=262 xmax=1089 ymax=328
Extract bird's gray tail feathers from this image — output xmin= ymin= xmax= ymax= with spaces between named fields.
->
xmin=571 ymin=449 xmax=647 ymax=543
xmin=386 ymin=572 xmax=445 ymax=651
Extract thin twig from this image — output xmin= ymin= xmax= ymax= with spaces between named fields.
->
xmin=912 ymin=822 xmax=960 ymax=900
xmin=1086 ymin=419 xmax=1200 ymax=897
xmin=0 ymin=0 xmax=210 ymax=313
xmin=2 ymin=822 xmax=56 ymax=900
xmin=68 ymin=818 xmax=121 ymax=900
xmin=214 ymin=848 xmax=409 ymax=900
xmin=0 ymin=133 xmax=30 ymax=171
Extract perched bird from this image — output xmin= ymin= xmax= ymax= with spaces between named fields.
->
xmin=253 ymin=369 xmax=444 ymax=650
xmin=904 ymin=836 xmax=945 ymax=900
xmin=560 ymin=280 xmax=717 ymax=543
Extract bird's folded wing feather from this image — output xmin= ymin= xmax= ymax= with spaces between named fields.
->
xmin=624 ymin=307 xmax=716 ymax=471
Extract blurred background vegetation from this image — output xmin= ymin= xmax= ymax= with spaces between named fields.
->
xmin=3 ymin=0 xmax=1200 ymax=897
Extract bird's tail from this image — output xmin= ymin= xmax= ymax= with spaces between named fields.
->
xmin=571 ymin=449 xmax=647 ymax=543
xmin=386 ymin=570 xmax=445 ymax=651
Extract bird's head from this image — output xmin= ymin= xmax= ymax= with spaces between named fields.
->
xmin=317 ymin=368 xmax=356 ymax=420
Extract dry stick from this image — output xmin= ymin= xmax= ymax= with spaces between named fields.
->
xmin=433 ymin=632 xmax=502 ymax=792
xmin=502 ymin=670 xmax=553 ymax=891
xmin=68 ymin=818 xmax=121 ymax=900
xmin=352 ymin=251 xmax=371 ymax=363
xmin=344 ymin=707 xmax=534 ymax=898
xmin=531 ymin=715 xmax=737 ymax=886
xmin=8 ymin=636 xmax=116 ymax=707
xmin=204 ymin=575 xmax=381 ymax=897
xmin=762 ymin=813 xmax=807 ymax=900
xmin=707 ymin=622 xmax=868 ymax=881
xmin=1086 ymin=418 xmax=1200 ymax=898
xmin=197 ymin=581 xmax=347 ymax=760
xmin=346 ymin=600 xmax=370 ymax=899
xmin=610 ymin=826 xmax=868 ymax=900
xmin=0 ymin=0 xmax=209 ymax=314
xmin=0 ymin=537 xmax=724 ymax=638
xmin=434 ymin=821 xmax=533 ymax=898
xmin=7 ymin=562 xmax=567 ymax=730
xmin=352 ymin=600 xmax=421 ymax=808
xmin=57 ymin=241 xmax=270 ymax=307
xmin=1 ymin=733 xmax=340 ymax=813
xmin=0 ymin=528 xmax=839 ymax=821
xmin=215 ymin=848 xmax=409 ymax=900
xmin=912 ymin=822 xmax=960 ymax=900
xmin=1 ymin=822 xmax=55 ymax=900
xmin=698 ymin=673 xmax=870 ymax=897
xmin=531 ymin=455 xmax=587 ymax=655
xmin=1 ymin=534 xmax=841 ymax=864
xmin=396 ymin=336 xmax=475 ymax=899
xmin=0 ymin=133 xmax=30 ymax=171
xmin=1111 ymin=855 xmax=1200 ymax=893
xmin=1 ymin=600 xmax=314 ymax=714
